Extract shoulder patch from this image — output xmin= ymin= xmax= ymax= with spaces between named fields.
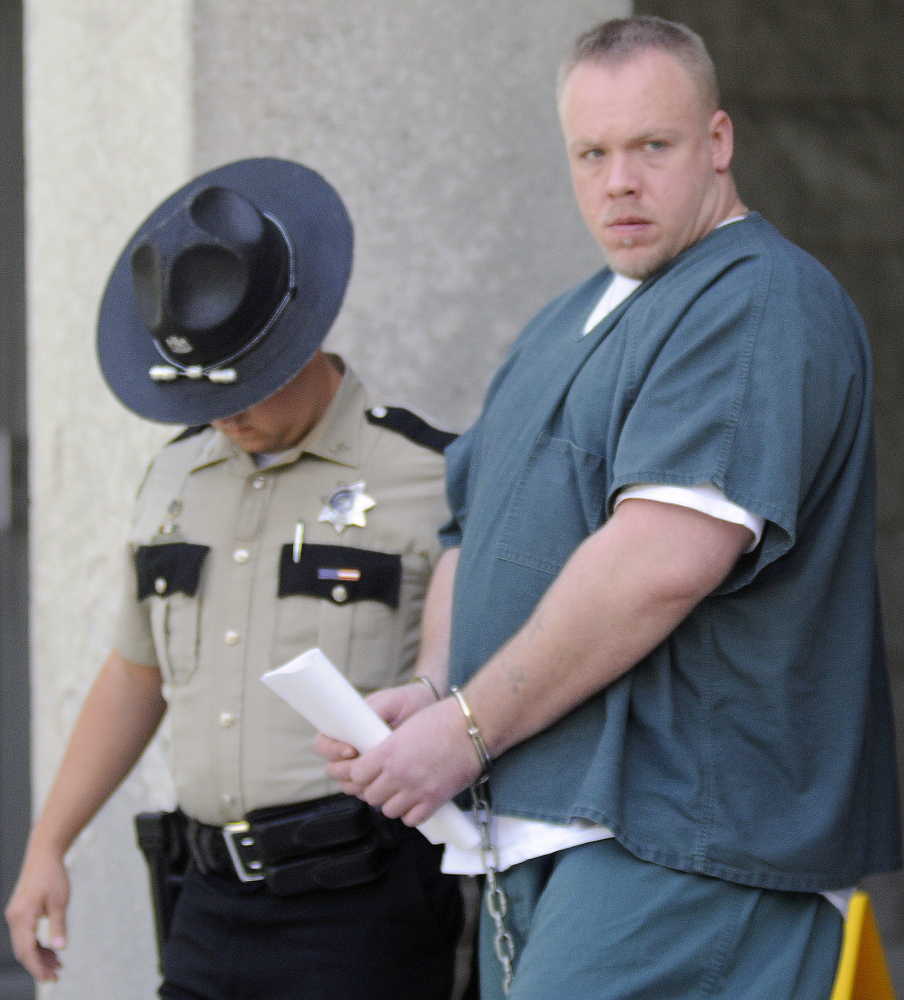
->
xmin=365 ymin=407 xmax=457 ymax=454
xmin=167 ymin=424 xmax=211 ymax=446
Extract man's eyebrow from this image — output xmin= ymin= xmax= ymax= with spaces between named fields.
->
xmin=632 ymin=127 xmax=682 ymax=144
xmin=568 ymin=127 xmax=682 ymax=150
xmin=568 ymin=137 xmax=607 ymax=151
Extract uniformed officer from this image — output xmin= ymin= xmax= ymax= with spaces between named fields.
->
xmin=6 ymin=158 xmax=467 ymax=1000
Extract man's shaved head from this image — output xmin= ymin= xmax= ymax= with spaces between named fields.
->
xmin=559 ymin=16 xmax=720 ymax=117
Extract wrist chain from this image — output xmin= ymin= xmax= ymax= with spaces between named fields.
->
xmin=470 ymin=776 xmax=516 ymax=994
xmin=448 ymin=685 xmax=516 ymax=993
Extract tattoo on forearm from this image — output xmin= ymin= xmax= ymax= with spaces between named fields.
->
xmin=526 ymin=611 xmax=546 ymax=640
xmin=507 ymin=664 xmax=527 ymax=695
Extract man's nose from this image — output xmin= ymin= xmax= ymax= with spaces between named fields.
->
xmin=605 ymin=152 xmax=639 ymax=197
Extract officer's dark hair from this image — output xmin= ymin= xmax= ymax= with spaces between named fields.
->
xmin=558 ymin=16 xmax=720 ymax=115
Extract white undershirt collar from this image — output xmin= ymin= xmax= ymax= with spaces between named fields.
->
xmin=582 ymin=214 xmax=749 ymax=337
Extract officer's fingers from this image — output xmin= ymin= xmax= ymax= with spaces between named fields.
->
xmin=32 ymin=944 xmax=63 ymax=982
xmin=366 ymin=685 xmax=430 ymax=728
xmin=8 ymin=854 xmax=70 ymax=979
xmin=46 ymin=895 xmax=68 ymax=954
xmin=6 ymin=915 xmax=39 ymax=979
xmin=28 ymin=861 xmax=69 ymax=955
xmin=6 ymin=904 xmax=59 ymax=982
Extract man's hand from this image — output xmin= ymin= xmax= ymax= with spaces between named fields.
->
xmin=324 ymin=696 xmax=481 ymax=827
xmin=5 ymin=848 xmax=70 ymax=982
xmin=326 ymin=500 xmax=752 ymax=825
xmin=313 ymin=677 xmax=440 ymax=767
xmin=314 ymin=546 xmax=465 ymax=821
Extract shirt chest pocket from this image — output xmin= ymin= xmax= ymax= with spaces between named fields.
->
xmin=273 ymin=543 xmax=427 ymax=692
xmin=136 ymin=543 xmax=209 ymax=686
xmin=498 ymin=433 xmax=607 ymax=575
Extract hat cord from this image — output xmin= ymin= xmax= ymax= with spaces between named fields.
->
xmin=149 ymin=213 xmax=297 ymax=384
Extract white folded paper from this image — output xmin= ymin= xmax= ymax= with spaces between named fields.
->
xmin=261 ymin=648 xmax=480 ymax=850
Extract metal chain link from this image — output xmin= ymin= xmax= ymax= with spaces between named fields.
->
xmin=470 ymin=776 xmax=516 ymax=995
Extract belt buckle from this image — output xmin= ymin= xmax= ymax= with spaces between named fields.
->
xmin=222 ymin=820 xmax=266 ymax=882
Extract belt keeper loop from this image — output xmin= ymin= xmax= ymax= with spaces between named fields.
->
xmin=185 ymin=818 xmax=211 ymax=874
xmin=414 ymin=675 xmax=441 ymax=701
xmin=449 ymin=686 xmax=492 ymax=778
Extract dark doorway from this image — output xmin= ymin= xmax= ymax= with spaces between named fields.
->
xmin=0 ymin=0 xmax=32 ymax=996
xmin=636 ymin=0 xmax=904 ymax=990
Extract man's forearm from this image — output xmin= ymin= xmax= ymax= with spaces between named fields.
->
xmin=412 ymin=546 xmax=459 ymax=695
xmin=334 ymin=499 xmax=753 ymax=827
xmin=462 ymin=498 xmax=752 ymax=758
xmin=25 ymin=649 xmax=167 ymax=858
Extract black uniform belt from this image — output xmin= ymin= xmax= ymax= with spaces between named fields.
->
xmin=183 ymin=794 xmax=407 ymax=896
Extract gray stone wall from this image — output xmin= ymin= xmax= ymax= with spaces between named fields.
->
xmin=639 ymin=0 xmax=904 ymax=988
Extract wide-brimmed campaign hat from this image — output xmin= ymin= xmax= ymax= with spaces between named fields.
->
xmin=98 ymin=157 xmax=353 ymax=424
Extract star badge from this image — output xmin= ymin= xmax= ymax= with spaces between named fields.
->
xmin=318 ymin=482 xmax=375 ymax=533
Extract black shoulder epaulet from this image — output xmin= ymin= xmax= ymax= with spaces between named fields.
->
xmin=167 ymin=424 xmax=211 ymax=446
xmin=365 ymin=407 xmax=458 ymax=454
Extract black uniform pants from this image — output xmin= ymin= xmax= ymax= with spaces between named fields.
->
xmin=159 ymin=833 xmax=463 ymax=1000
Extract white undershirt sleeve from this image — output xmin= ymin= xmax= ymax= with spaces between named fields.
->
xmin=614 ymin=483 xmax=764 ymax=553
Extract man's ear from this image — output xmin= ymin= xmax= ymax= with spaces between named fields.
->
xmin=710 ymin=109 xmax=734 ymax=173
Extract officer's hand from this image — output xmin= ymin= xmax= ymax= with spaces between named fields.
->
xmin=367 ymin=678 xmax=440 ymax=728
xmin=5 ymin=848 xmax=70 ymax=982
xmin=313 ymin=679 xmax=439 ymax=767
xmin=335 ymin=697 xmax=482 ymax=827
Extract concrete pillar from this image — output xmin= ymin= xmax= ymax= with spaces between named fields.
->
xmin=26 ymin=2 xmax=626 ymax=996
xmin=26 ymin=1 xmax=191 ymax=995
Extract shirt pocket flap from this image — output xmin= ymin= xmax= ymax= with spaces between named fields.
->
xmin=278 ymin=544 xmax=402 ymax=608
xmin=135 ymin=543 xmax=210 ymax=600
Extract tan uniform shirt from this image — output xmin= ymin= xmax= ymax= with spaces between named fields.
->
xmin=114 ymin=366 xmax=448 ymax=826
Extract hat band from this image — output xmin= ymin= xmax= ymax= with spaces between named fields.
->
xmin=148 ymin=212 xmax=297 ymax=385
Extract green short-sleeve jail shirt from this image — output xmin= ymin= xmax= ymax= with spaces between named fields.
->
xmin=443 ymin=214 xmax=900 ymax=892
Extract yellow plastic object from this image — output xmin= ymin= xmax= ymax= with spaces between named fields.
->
xmin=830 ymin=891 xmax=897 ymax=1000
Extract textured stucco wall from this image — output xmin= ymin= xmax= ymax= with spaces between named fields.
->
xmin=26 ymin=2 xmax=627 ymax=997
xmin=25 ymin=2 xmax=192 ymax=996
